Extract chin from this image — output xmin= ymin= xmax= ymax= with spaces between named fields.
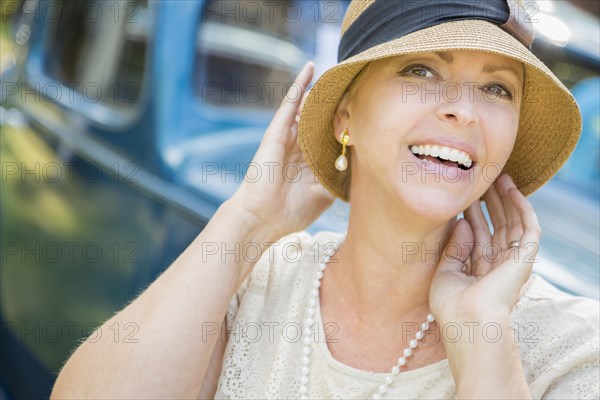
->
xmin=395 ymin=179 xmax=472 ymax=221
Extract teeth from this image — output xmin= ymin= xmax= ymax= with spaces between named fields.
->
xmin=439 ymin=147 xmax=450 ymax=160
xmin=410 ymin=144 xmax=474 ymax=168
xmin=448 ymin=149 xmax=460 ymax=162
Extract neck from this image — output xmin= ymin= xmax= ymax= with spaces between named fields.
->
xmin=328 ymin=191 xmax=458 ymax=326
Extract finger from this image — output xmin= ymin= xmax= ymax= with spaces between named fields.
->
xmin=508 ymin=188 xmax=541 ymax=266
xmin=437 ymin=218 xmax=474 ymax=275
xmin=272 ymin=61 xmax=314 ymax=128
xmin=261 ymin=62 xmax=314 ymax=147
xmin=290 ymin=88 xmax=311 ymax=140
xmin=496 ymin=174 xmax=524 ymax=249
xmin=485 ymin=188 xmax=539 ymax=295
xmin=483 ymin=180 xmax=507 ymax=247
xmin=463 ymin=201 xmax=492 ymax=277
xmin=297 ymin=89 xmax=310 ymax=121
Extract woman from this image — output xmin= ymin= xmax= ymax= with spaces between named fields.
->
xmin=51 ymin=1 xmax=599 ymax=399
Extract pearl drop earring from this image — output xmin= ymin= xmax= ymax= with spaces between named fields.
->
xmin=335 ymin=129 xmax=349 ymax=171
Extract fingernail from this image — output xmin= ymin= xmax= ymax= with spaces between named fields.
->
xmin=296 ymin=62 xmax=311 ymax=79
xmin=304 ymin=61 xmax=314 ymax=73
xmin=498 ymin=173 xmax=511 ymax=187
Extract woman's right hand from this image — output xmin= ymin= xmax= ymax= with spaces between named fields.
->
xmin=229 ymin=61 xmax=335 ymax=240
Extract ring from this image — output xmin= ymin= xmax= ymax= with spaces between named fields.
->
xmin=507 ymin=240 xmax=520 ymax=249
xmin=295 ymin=115 xmax=301 ymax=123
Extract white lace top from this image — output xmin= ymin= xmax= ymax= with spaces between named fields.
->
xmin=214 ymin=230 xmax=600 ymax=399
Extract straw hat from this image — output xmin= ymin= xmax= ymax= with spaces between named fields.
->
xmin=297 ymin=0 xmax=582 ymax=202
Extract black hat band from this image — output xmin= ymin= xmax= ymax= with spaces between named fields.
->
xmin=338 ymin=0 xmax=535 ymax=63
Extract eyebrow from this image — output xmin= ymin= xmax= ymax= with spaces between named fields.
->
xmin=434 ymin=51 xmax=454 ymax=64
xmin=482 ymin=64 xmax=522 ymax=79
xmin=433 ymin=51 xmax=521 ymax=79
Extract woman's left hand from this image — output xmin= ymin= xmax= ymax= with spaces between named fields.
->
xmin=429 ymin=173 xmax=542 ymax=324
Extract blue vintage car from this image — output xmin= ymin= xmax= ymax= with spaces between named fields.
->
xmin=0 ymin=0 xmax=598 ymax=398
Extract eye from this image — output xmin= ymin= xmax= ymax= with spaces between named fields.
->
xmin=484 ymin=83 xmax=513 ymax=100
xmin=399 ymin=64 xmax=437 ymax=79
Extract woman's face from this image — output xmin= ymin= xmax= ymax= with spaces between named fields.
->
xmin=335 ymin=50 xmax=524 ymax=220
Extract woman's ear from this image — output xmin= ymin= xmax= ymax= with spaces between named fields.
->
xmin=333 ymin=92 xmax=352 ymax=144
xmin=333 ymin=62 xmax=372 ymax=144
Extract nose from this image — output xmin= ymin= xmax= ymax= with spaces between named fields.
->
xmin=435 ymin=83 xmax=480 ymax=128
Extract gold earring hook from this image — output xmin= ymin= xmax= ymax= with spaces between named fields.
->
xmin=340 ymin=129 xmax=349 ymax=155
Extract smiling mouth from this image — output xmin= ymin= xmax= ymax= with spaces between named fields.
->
xmin=409 ymin=145 xmax=475 ymax=170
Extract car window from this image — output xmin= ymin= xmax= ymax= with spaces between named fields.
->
xmin=42 ymin=0 xmax=150 ymax=111
xmin=194 ymin=0 xmax=345 ymax=112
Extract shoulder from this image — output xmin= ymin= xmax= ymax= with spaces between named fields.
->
xmin=511 ymin=274 xmax=599 ymax=399
xmin=515 ymin=274 xmax=599 ymax=334
xmin=247 ymin=229 xmax=345 ymax=287
xmin=226 ymin=230 xmax=345 ymax=322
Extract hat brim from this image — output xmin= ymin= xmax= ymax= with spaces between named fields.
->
xmin=298 ymin=19 xmax=582 ymax=202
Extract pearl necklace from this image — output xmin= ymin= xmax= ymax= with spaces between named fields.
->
xmin=299 ymin=246 xmax=436 ymax=400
